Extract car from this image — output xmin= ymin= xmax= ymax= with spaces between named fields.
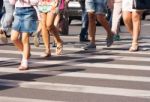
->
xmin=142 ymin=10 xmax=150 ymax=20
xmin=68 ymin=0 xmax=82 ymax=24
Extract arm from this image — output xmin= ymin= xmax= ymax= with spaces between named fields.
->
xmin=23 ymin=0 xmax=39 ymax=5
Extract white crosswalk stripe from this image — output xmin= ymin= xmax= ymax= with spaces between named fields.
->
xmin=0 ymin=44 xmax=150 ymax=102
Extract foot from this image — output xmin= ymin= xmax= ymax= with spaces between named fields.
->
xmin=83 ymin=43 xmax=96 ymax=50
xmin=80 ymin=38 xmax=90 ymax=42
xmin=0 ymin=29 xmax=8 ymax=44
xmin=33 ymin=32 xmax=40 ymax=47
xmin=129 ymin=43 xmax=139 ymax=52
xmin=56 ymin=43 xmax=63 ymax=55
xmin=52 ymin=41 xmax=57 ymax=47
xmin=40 ymin=52 xmax=51 ymax=58
xmin=106 ymin=34 xmax=114 ymax=47
xmin=113 ymin=34 xmax=120 ymax=41
xmin=18 ymin=65 xmax=29 ymax=71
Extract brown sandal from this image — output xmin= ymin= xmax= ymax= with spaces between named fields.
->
xmin=0 ymin=30 xmax=8 ymax=44
xmin=56 ymin=43 xmax=63 ymax=55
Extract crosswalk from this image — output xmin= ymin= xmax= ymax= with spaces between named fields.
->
xmin=0 ymin=39 xmax=150 ymax=102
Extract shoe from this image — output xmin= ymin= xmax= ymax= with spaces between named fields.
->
xmin=56 ymin=43 xmax=63 ymax=55
xmin=33 ymin=32 xmax=40 ymax=47
xmin=113 ymin=34 xmax=120 ymax=41
xmin=106 ymin=34 xmax=114 ymax=47
xmin=129 ymin=43 xmax=139 ymax=52
xmin=84 ymin=43 xmax=96 ymax=50
xmin=40 ymin=52 xmax=51 ymax=58
xmin=52 ymin=41 xmax=57 ymax=47
xmin=18 ymin=65 xmax=29 ymax=71
xmin=0 ymin=30 xmax=8 ymax=44
xmin=80 ymin=39 xmax=90 ymax=42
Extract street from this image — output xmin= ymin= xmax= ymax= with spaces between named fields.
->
xmin=0 ymin=18 xmax=150 ymax=102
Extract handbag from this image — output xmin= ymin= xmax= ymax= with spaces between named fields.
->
xmin=133 ymin=0 xmax=150 ymax=10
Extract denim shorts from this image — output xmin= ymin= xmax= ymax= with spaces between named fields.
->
xmin=12 ymin=7 xmax=38 ymax=33
xmin=85 ymin=0 xmax=107 ymax=14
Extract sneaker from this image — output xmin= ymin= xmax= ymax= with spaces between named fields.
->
xmin=33 ymin=32 xmax=40 ymax=47
xmin=0 ymin=30 xmax=8 ymax=44
xmin=106 ymin=34 xmax=114 ymax=47
xmin=84 ymin=43 xmax=96 ymax=50
xmin=52 ymin=41 xmax=57 ymax=47
xmin=113 ymin=34 xmax=120 ymax=41
xmin=80 ymin=38 xmax=90 ymax=42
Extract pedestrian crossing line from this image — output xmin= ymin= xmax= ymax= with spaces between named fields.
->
xmin=67 ymin=54 xmax=150 ymax=62
xmin=1 ymin=67 xmax=150 ymax=83
xmin=0 ymin=96 xmax=64 ymax=102
xmin=1 ymin=55 xmax=150 ymax=72
xmin=0 ymin=79 xmax=150 ymax=99
xmin=105 ymin=50 xmax=150 ymax=55
xmin=59 ymin=72 xmax=150 ymax=83
xmin=1 ymin=49 xmax=150 ymax=63
xmin=30 ymin=45 xmax=83 ymax=51
xmin=0 ymin=67 xmax=43 ymax=73
xmin=70 ymin=63 xmax=150 ymax=71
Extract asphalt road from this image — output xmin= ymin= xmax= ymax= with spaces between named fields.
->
xmin=0 ymin=18 xmax=150 ymax=102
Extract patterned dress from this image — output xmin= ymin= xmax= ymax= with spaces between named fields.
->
xmin=38 ymin=0 xmax=60 ymax=13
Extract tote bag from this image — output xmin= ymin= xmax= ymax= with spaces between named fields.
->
xmin=133 ymin=0 xmax=150 ymax=10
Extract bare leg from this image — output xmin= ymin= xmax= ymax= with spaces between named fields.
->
xmin=96 ymin=14 xmax=113 ymax=36
xmin=47 ymin=12 xmax=63 ymax=55
xmin=122 ymin=11 xmax=133 ymax=35
xmin=88 ymin=12 xmax=96 ymax=44
xmin=41 ymin=13 xmax=50 ymax=54
xmin=22 ymin=32 xmax=30 ymax=60
xmin=132 ymin=11 xmax=142 ymax=44
xmin=11 ymin=30 xmax=23 ymax=52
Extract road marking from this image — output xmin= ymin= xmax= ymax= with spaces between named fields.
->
xmin=0 ymin=96 xmax=64 ymax=102
xmin=87 ymin=55 xmax=150 ymax=62
xmin=59 ymin=72 xmax=150 ymax=82
xmin=71 ymin=63 xmax=150 ymax=71
xmin=0 ymin=79 xmax=150 ymax=98
xmin=0 ymin=66 xmax=150 ymax=83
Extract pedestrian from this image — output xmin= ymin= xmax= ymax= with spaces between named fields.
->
xmin=0 ymin=0 xmax=15 ymax=44
xmin=79 ymin=0 xmax=89 ymax=42
xmin=33 ymin=0 xmax=69 ymax=48
xmin=84 ymin=0 xmax=114 ymax=50
xmin=9 ymin=0 xmax=38 ymax=70
xmin=122 ymin=0 xmax=143 ymax=52
xmin=38 ymin=0 xmax=63 ymax=57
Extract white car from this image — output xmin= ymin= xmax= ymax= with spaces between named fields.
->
xmin=68 ymin=0 xmax=82 ymax=24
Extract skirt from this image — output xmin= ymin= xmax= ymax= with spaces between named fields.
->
xmin=12 ymin=7 xmax=38 ymax=33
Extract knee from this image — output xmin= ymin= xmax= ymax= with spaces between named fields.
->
xmin=88 ymin=13 xmax=96 ymax=21
xmin=11 ymin=36 xmax=18 ymax=43
xmin=47 ymin=24 xmax=54 ymax=31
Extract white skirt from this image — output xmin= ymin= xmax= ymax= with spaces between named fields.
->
xmin=122 ymin=0 xmax=134 ymax=12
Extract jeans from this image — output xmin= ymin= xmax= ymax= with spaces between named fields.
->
xmin=0 ymin=0 xmax=3 ymax=19
xmin=0 ymin=0 xmax=15 ymax=32
xmin=79 ymin=1 xmax=88 ymax=40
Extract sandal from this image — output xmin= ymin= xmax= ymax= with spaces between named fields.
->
xmin=40 ymin=52 xmax=51 ymax=58
xmin=56 ymin=43 xmax=63 ymax=55
xmin=129 ymin=43 xmax=139 ymax=52
xmin=0 ymin=30 xmax=8 ymax=44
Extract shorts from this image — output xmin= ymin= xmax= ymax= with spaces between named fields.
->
xmin=85 ymin=0 xmax=107 ymax=14
xmin=12 ymin=7 xmax=38 ymax=33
